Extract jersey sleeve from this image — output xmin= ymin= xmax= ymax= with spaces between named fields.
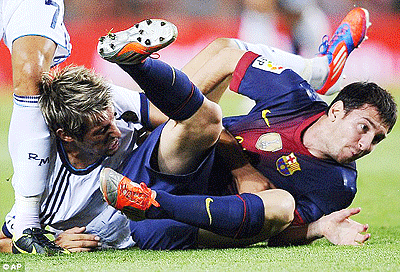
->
xmin=295 ymin=182 xmax=357 ymax=224
xmin=295 ymin=197 xmax=325 ymax=224
xmin=229 ymin=51 xmax=324 ymax=114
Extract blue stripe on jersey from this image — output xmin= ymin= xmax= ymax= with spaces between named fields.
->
xmin=45 ymin=172 xmax=71 ymax=225
xmin=45 ymin=0 xmax=60 ymax=29
xmin=40 ymin=166 xmax=69 ymax=224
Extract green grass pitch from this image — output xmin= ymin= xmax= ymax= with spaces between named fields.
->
xmin=0 ymin=88 xmax=399 ymax=271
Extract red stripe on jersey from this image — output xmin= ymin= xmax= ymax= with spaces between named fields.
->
xmin=292 ymin=209 xmax=305 ymax=226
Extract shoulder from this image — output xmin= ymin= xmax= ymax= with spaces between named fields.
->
xmin=108 ymin=84 xmax=141 ymax=106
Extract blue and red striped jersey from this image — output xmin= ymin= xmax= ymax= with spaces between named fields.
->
xmin=222 ymin=52 xmax=357 ymax=224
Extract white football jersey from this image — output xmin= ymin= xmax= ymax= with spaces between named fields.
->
xmin=5 ymin=84 xmax=149 ymax=249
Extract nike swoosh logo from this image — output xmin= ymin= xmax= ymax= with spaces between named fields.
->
xmin=205 ymin=197 xmax=214 ymax=225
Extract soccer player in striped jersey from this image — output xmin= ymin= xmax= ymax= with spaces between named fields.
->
xmin=98 ymin=9 xmax=396 ymax=249
xmin=0 ymin=19 xmax=177 ymax=253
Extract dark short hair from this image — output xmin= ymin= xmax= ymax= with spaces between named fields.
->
xmin=327 ymin=82 xmax=397 ymax=132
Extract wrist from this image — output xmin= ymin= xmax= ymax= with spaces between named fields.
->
xmin=231 ymin=162 xmax=254 ymax=177
xmin=307 ymin=219 xmax=324 ymax=240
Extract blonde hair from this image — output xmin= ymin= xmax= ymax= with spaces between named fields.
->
xmin=39 ymin=65 xmax=113 ymax=140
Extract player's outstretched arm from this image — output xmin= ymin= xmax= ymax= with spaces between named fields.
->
xmin=217 ymin=129 xmax=277 ymax=193
xmin=54 ymin=227 xmax=102 ymax=252
xmin=268 ymin=207 xmax=370 ymax=246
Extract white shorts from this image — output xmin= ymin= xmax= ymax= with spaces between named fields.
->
xmin=0 ymin=0 xmax=71 ymax=66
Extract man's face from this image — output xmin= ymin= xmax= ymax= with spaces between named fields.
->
xmin=76 ymin=107 xmax=122 ymax=160
xmin=327 ymin=103 xmax=388 ymax=164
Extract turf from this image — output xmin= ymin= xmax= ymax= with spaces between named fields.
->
xmin=0 ymin=90 xmax=399 ymax=271
xmin=1 ymin=233 xmax=400 ymax=271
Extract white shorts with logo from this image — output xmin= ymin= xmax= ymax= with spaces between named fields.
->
xmin=0 ymin=0 xmax=71 ymax=66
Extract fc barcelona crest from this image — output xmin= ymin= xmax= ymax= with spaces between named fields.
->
xmin=276 ymin=152 xmax=301 ymax=176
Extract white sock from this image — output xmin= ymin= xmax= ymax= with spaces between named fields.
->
xmin=234 ymin=39 xmax=315 ymax=84
xmin=309 ymin=55 xmax=329 ymax=91
xmin=9 ymin=95 xmax=52 ymax=196
xmin=13 ymin=193 xmax=41 ymax=239
xmin=9 ymin=95 xmax=52 ymax=239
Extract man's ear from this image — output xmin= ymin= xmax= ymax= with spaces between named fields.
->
xmin=55 ymin=128 xmax=74 ymax=142
xmin=328 ymin=101 xmax=345 ymax=121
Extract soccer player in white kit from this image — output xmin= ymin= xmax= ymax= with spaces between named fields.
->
xmin=0 ymin=0 xmax=71 ymax=253
xmin=0 ymin=19 xmax=174 ymax=254
xmin=2 ymin=67 xmax=164 ymax=252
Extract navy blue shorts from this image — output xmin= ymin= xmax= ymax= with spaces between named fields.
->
xmin=123 ymin=123 xmax=218 ymax=249
xmin=122 ymin=123 xmax=217 ymax=196
xmin=130 ymin=219 xmax=199 ymax=250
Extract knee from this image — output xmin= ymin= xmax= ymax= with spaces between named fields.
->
xmin=186 ymin=99 xmax=223 ymax=144
xmin=199 ymin=100 xmax=223 ymax=142
xmin=202 ymin=99 xmax=223 ymax=125
xmin=273 ymin=190 xmax=295 ymax=225
xmin=260 ymin=189 xmax=295 ymax=226
xmin=12 ymin=54 xmax=48 ymax=96
xmin=13 ymin=59 xmax=44 ymax=90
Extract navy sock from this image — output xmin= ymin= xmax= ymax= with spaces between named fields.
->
xmin=146 ymin=191 xmax=265 ymax=239
xmin=119 ymin=59 xmax=204 ymax=120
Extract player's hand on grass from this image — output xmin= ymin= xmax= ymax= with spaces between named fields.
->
xmin=318 ymin=207 xmax=370 ymax=245
xmin=55 ymin=227 xmax=101 ymax=252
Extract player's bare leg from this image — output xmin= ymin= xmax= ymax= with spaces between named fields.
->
xmin=12 ymin=36 xmax=56 ymax=96
xmin=181 ymin=38 xmax=235 ymax=103
xmin=98 ymin=19 xmax=223 ymax=175
xmin=183 ymin=8 xmax=370 ymax=100
xmin=182 ymin=38 xmax=237 ymax=80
